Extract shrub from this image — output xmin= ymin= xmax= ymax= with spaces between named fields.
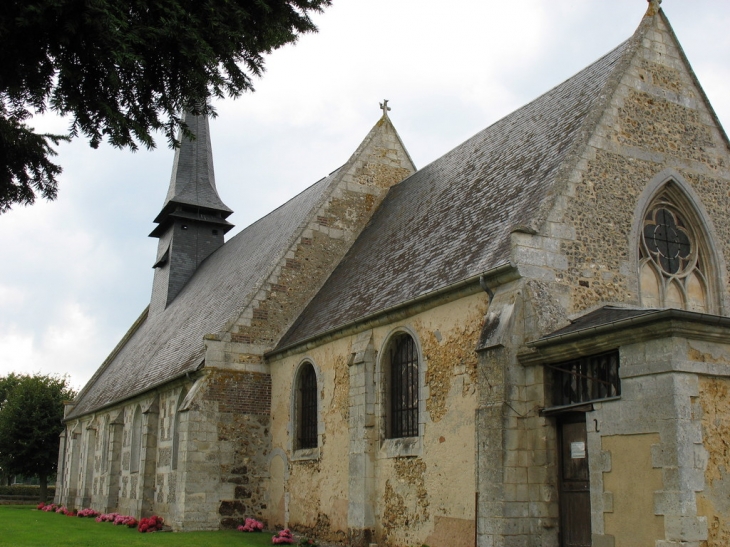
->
xmin=137 ymin=515 xmax=164 ymax=533
xmin=96 ymin=513 xmax=120 ymax=523
xmin=77 ymin=508 xmax=99 ymax=518
xmin=112 ymin=514 xmax=137 ymax=527
xmin=0 ymin=485 xmax=56 ymax=497
xmin=238 ymin=518 xmax=264 ymax=532
xmin=272 ymin=528 xmax=294 ymax=544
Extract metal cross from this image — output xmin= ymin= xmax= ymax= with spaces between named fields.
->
xmin=380 ymin=100 xmax=391 ymax=117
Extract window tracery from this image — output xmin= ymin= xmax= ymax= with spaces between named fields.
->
xmin=639 ymin=192 xmax=708 ymax=312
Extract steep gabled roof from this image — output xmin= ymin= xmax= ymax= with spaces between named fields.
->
xmin=277 ymin=38 xmax=635 ymax=350
xmin=68 ymin=171 xmax=337 ymax=418
xmin=69 ymin=111 xmax=415 ymax=419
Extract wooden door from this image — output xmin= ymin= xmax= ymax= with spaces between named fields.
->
xmin=558 ymin=414 xmax=591 ymax=547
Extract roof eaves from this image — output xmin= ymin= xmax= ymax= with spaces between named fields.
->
xmin=268 ymin=262 xmax=519 ymax=361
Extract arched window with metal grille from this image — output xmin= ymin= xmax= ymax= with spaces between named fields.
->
xmin=296 ymin=363 xmax=318 ymax=450
xmin=388 ymin=334 xmax=419 ymax=439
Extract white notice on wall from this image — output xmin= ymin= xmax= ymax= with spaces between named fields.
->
xmin=570 ymin=441 xmax=586 ymax=459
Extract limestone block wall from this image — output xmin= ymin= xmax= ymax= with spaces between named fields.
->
xmin=55 ymin=381 xmax=192 ymax=527
xmin=586 ymin=336 xmax=730 ymax=547
xmin=476 ymin=281 xmax=561 ymax=547
xmin=183 ymin=368 xmax=272 ymax=531
xmin=268 ymin=292 xmax=487 ymax=547
xmin=221 ymin=117 xmax=414 ymax=364
xmin=511 ymin=13 xmax=730 ymax=318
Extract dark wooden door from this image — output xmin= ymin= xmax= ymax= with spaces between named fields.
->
xmin=558 ymin=414 xmax=591 ymax=547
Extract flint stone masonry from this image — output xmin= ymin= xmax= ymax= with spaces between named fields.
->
xmin=56 ymin=6 xmax=730 ymax=547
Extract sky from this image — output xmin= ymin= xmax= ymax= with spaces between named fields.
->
xmin=1 ymin=0 xmax=729 ymax=391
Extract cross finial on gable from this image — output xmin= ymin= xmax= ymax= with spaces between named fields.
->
xmin=380 ymin=100 xmax=391 ymax=118
xmin=646 ymin=0 xmax=662 ymax=16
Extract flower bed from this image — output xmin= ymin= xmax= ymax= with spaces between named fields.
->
xmin=37 ymin=505 xmax=141 ymax=530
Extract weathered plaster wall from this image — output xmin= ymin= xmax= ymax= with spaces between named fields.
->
xmin=602 ymin=433 xmax=664 ymax=547
xmin=269 ymin=338 xmax=351 ymax=543
xmin=696 ymin=376 xmax=730 ymax=547
xmin=269 ymin=292 xmax=487 ymax=546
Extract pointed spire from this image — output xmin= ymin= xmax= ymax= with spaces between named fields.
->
xmin=148 ymin=110 xmax=234 ymax=313
xmin=150 ymin=110 xmax=233 ymax=237
xmin=162 ymin=110 xmax=231 ymax=215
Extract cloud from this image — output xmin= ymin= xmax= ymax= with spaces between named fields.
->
xmin=0 ymin=302 xmax=111 ymax=390
xmin=2 ymin=0 xmax=729 ymax=392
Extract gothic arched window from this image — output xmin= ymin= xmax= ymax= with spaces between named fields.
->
xmin=639 ymin=191 xmax=709 ymax=312
xmin=296 ymin=363 xmax=318 ymax=450
xmin=387 ymin=334 xmax=419 ymax=439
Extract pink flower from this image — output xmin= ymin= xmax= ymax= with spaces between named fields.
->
xmin=239 ymin=517 xmax=264 ymax=532
xmin=137 ymin=515 xmax=163 ymax=532
xmin=272 ymin=528 xmax=294 ymax=544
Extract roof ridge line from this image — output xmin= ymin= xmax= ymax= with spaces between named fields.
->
xmin=656 ymin=9 xmax=730 ymax=152
xmin=214 ymin=114 xmax=404 ymax=339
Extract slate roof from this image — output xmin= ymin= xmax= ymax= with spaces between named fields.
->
xmin=277 ymin=39 xmax=632 ymax=350
xmin=541 ymin=306 xmax=659 ymax=340
xmin=68 ymin=170 xmax=339 ymax=418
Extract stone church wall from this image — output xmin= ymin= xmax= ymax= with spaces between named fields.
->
xmin=510 ymin=15 xmax=730 ymax=318
xmin=268 ymin=292 xmax=487 ymax=547
xmin=56 ymin=381 xmax=195 ymax=528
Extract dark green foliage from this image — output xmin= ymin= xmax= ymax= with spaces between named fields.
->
xmin=0 ymin=484 xmax=56 ymax=496
xmin=0 ymin=0 xmax=331 ymax=212
xmin=0 ymin=374 xmax=22 ymax=406
xmin=0 ymin=374 xmax=75 ymax=499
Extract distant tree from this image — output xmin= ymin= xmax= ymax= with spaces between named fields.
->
xmin=0 ymin=0 xmax=332 ymax=213
xmin=0 ymin=373 xmax=22 ymax=485
xmin=0 ymin=374 xmax=75 ymax=501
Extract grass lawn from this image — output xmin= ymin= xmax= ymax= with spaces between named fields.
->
xmin=0 ymin=505 xmax=276 ymax=547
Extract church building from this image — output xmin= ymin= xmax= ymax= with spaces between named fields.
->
xmin=56 ymin=4 xmax=730 ymax=546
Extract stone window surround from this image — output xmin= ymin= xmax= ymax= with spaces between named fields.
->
xmin=100 ymin=415 xmax=110 ymax=474
xmin=171 ymin=387 xmax=188 ymax=471
xmin=630 ymin=168 xmax=727 ymax=315
xmin=82 ymin=421 xmax=97 ymax=499
xmin=376 ymin=326 xmax=426 ymax=459
xmin=130 ymin=405 xmax=143 ymax=474
xmin=289 ymin=358 xmax=323 ymax=462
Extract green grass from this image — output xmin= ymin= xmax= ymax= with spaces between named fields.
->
xmin=0 ymin=505 xmax=276 ymax=547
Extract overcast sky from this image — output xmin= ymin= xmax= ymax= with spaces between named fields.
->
xmin=1 ymin=0 xmax=729 ymax=391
